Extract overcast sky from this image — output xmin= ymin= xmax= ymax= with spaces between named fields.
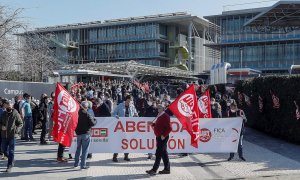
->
xmin=1 ymin=0 xmax=279 ymax=29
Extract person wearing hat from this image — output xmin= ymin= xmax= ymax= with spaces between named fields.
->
xmin=0 ymin=99 xmax=23 ymax=173
xmin=227 ymin=100 xmax=247 ymax=161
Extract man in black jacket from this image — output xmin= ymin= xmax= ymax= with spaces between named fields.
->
xmin=74 ymin=101 xmax=97 ymax=169
xmin=39 ymin=94 xmax=49 ymax=145
xmin=0 ymin=100 xmax=23 ymax=173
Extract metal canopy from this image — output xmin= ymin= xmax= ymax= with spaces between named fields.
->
xmin=54 ymin=69 xmax=132 ymax=78
xmin=244 ymin=0 xmax=300 ymax=33
xmin=59 ymin=60 xmax=192 ymax=78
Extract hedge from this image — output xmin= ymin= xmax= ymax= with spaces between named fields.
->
xmin=234 ymin=75 xmax=300 ymax=144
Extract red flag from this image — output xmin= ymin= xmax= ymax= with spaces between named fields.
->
xmin=258 ymin=95 xmax=263 ymax=112
xmin=133 ymin=80 xmax=141 ymax=88
xmin=52 ymin=83 xmax=80 ymax=147
xmin=70 ymin=84 xmax=79 ymax=94
xmin=243 ymin=93 xmax=252 ymax=107
xmin=238 ymin=91 xmax=244 ymax=106
xmin=168 ymin=84 xmax=200 ymax=148
xmin=270 ymin=90 xmax=280 ymax=109
xmin=294 ymin=101 xmax=300 ymax=120
xmin=198 ymin=90 xmax=212 ymax=118
xmin=143 ymin=82 xmax=150 ymax=93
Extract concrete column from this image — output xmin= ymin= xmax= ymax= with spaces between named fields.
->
xmin=188 ymin=21 xmax=193 ymax=71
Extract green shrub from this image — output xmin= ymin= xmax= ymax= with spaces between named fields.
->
xmin=234 ymin=75 xmax=300 ymax=143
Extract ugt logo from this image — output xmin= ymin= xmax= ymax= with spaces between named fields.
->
xmin=198 ymin=95 xmax=209 ymax=114
xmin=177 ymin=94 xmax=195 ymax=117
xmin=199 ymin=128 xmax=212 ymax=143
xmin=57 ymin=90 xmax=77 ymax=113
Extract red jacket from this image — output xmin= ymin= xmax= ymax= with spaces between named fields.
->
xmin=153 ymin=112 xmax=172 ymax=137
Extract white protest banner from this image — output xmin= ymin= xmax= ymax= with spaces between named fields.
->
xmin=69 ymin=117 xmax=243 ymax=153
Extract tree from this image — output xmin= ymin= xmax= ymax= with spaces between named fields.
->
xmin=0 ymin=6 xmax=23 ymax=39
xmin=0 ymin=5 xmax=22 ymax=79
xmin=17 ymin=33 xmax=59 ymax=81
xmin=0 ymin=4 xmax=59 ymax=82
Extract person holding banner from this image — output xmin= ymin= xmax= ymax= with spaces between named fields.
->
xmin=53 ymin=83 xmax=80 ymax=163
xmin=227 ymin=100 xmax=247 ymax=161
xmin=210 ymin=98 xmax=222 ymax=118
xmin=146 ymin=104 xmax=172 ymax=175
xmin=74 ymin=101 xmax=97 ymax=169
xmin=112 ymin=95 xmax=138 ymax=162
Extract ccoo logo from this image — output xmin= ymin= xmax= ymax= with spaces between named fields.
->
xmin=177 ymin=94 xmax=195 ymax=117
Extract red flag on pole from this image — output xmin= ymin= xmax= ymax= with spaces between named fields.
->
xmin=258 ymin=95 xmax=264 ymax=112
xmin=168 ymin=84 xmax=200 ymax=148
xmin=270 ymin=90 xmax=280 ymax=109
xmin=294 ymin=101 xmax=300 ymax=120
xmin=198 ymin=89 xmax=212 ymax=118
xmin=52 ymin=83 xmax=80 ymax=147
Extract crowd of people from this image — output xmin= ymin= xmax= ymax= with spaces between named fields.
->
xmin=0 ymin=79 xmax=247 ymax=174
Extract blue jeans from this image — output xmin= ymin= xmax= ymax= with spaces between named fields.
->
xmin=74 ymin=134 xmax=91 ymax=168
xmin=2 ymin=138 xmax=15 ymax=168
xmin=24 ymin=116 xmax=33 ymax=139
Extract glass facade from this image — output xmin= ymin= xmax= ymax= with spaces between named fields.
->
xmin=48 ymin=22 xmax=169 ymax=66
xmin=222 ymin=44 xmax=300 ymax=69
xmin=219 ymin=15 xmax=300 ymax=43
xmin=81 ymin=42 xmax=158 ymax=60
xmin=81 ymin=23 xmax=159 ymax=44
xmin=35 ymin=14 xmax=216 ymax=73
xmin=206 ymin=11 xmax=300 ymax=73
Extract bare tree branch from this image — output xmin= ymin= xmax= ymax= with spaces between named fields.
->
xmin=0 ymin=5 xmax=59 ymax=81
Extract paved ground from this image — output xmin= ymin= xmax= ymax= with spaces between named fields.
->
xmin=1 ymin=128 xmax=300 ymax=180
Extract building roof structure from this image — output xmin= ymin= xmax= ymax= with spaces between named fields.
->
xmin=244 ymin=0 xmax=300 ymax=33
xmin=21 ymin=12 xmax=212 ymax=34
xmin=58 ymin=60 xmax=192 ymax=78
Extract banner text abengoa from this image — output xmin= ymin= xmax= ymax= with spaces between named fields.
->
xmin=69 ymin=117 xmax=243 ymax=153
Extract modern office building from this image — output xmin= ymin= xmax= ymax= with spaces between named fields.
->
xmin=21 ymin=12 xmax=220 ymax=74
xmin=205 ymin=1 xmax=300 ymax=74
